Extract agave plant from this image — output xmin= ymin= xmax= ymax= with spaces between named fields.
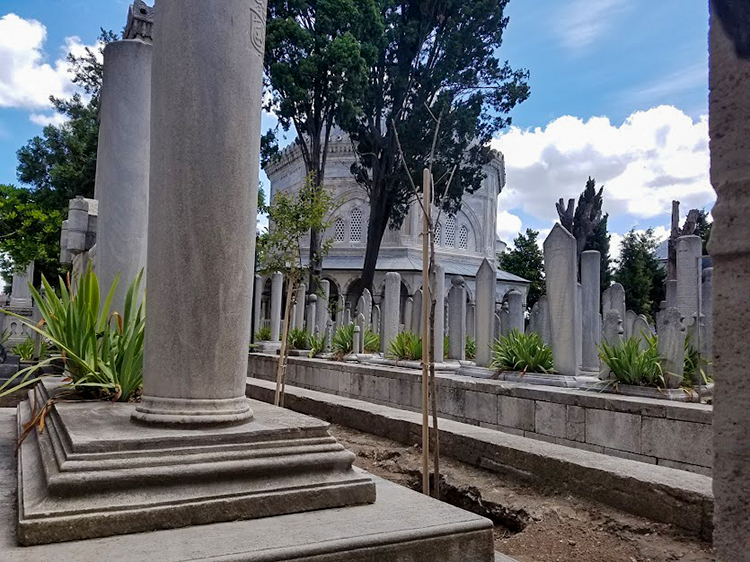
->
xmin=0 ymin=266 xmax=145 ymax=402
xmin=287 ymin=328 xmax=309 ymax=350
xmin=308 ymin=333 xmax=326 ymax=357
xmin=683 ymin=337 xmax=710 ymax=386
xmin=332 ymin=324 xmax=355 ymax=360
xmin=490 ymin=330 xmax=554 ymax=374
xmin=254 ymin=326 xmax=272 ymax=341
xmin=598 ymin=334 xmax=664 ymax=388
xmin=465 ymin=336 xmax=476 ymax=360
xmin=12 ymin=337 xmax=36 ymax=361
xmin=387 ymin=331 xmax=422 ymax=361
xmin=363 ymin=330 xmax=380 ymax=354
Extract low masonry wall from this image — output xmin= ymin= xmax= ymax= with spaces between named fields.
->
xmin=248 ymin=354 xmax=713 ymax=475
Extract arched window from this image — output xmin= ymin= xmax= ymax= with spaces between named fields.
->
xmin=435 ymin=222 xmax=442 ymax=246
xmin=334 ymin=218 xmax=345 ymax=242
xmin=458 ymin=225 xmax=469 ymax=250
xmin=350 ymin=208 xmax=363 ymax=242
xmin=446 ymin=216 xmax=456 ymax=247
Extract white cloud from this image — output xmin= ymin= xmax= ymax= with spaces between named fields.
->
xmin=624 ymin=63 xmax=707 ymax=106
xmin=0 ymin=13 xmax=97 ymax=115
xmin=492 ymin=106 xmax=714 ymax=230
xmin=29 ymin=112 xmax=67 ymax=127
xmin=609 ymin=225 xmax=670 ymax=263
xmin=496 ymin=210 xmax=522 ymax=245
xmin=555 ymin=0 xmax=631 ymax=52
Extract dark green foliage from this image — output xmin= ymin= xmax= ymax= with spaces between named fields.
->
xmin=347 ymin=0 xmax=530 ymax=294
xmin=387 ymin=331 xmax=422 ymax=361
xmin=363 ymin=329 xmax=380 ymax=353
xmin=465 ymin=336 xmax=476 ymax=360
xmin=490 ymin=330 xmax=553 ymax=373
xmin=586 ymin=213 xmax=613 ymax=293
xmin=255 ymin=326 xmax=273 ymax=341
xmin=694 ymin=209 xmax=712 ymax=255
xmin=614 ymin=228 xmax=666 ymax=319
xmin=308 ymin=333 xmax=326 ymax=357
xmin=10 ymin=30 xmax=117 ymax=282
xmin=332 ymin=324 xmax=355 ymax=359
xmin=598 ymin=335 xmax=664 ymax=388
xmin=498 ymin=229 xmax=544 ymax=310
xmin=287 ymin=328 xmax=310 ymax=350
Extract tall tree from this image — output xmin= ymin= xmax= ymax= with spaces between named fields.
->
xmin=556 ymin=177 xmax=605 ymax=262
xmin=498 ymin=229 xmax=545 ymax=311
xmin=585 ymin=213 xmax=613 ymax=294
xmin=614 ymin=228 xmax=665 ymax=319
xmin=263 ymin=0 xmax=381 ymax=291
xmin=694 ymin=209 xmax=712 ymax=255
xmin=346 ymin=0 xmax=529 ymax=296
xmin=8 ymin=30 xmax=117 ymax=282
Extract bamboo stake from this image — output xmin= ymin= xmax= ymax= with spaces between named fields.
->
xmin=421 ymin=168 xmax=431 ymax=496
xmin=275 ymin=277 xmax=296 ymax=407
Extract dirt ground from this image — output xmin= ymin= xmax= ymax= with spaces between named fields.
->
xmin=329 ymin=424 xmax=716 ymax=562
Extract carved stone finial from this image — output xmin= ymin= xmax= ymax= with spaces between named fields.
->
xmin=124 ymin=0 xmax=155 ymax=42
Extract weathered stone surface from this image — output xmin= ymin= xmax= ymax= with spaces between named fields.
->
xmin=528 ymin=295 xmax=551 ymax=346
xmin=293 ymin=282 xmax=306 ymax=330
xmin=253 ymin=274 xmax=263 ymax=333
xmin=403 ymin=297 xmax=413 ymax=334
xmin=544 ymin=224 xmax=579 ymax=376
xmin=632 ymin=314 xmax=651 ymax=351
xmin=434 ymin=264 xmax=446 ymax=363
xmin=475 ymin=260 xmax=495 ymax=367
xmin=382 ymin=272 xmax=401 ymax=354
xmin=316 ymin=279 xmax=330 ymax=337
xmin=566 ymin=405 xmax=586 ymax=442
xmin=498 ymin=302 xmax=510 ymax=337
xmin=625 ymin=310 xmax=637 ymax=339
xmin=575 ymin=283 xmax=583 ymax=370
xmin=94 ymin=38 xmax=151 ymax=313
xmin=700 ymin=267 xmax=713 ymax=373
xmin=507 ymin=289 xmax=524 ymax=334
xmin=534 ymin=401 xmax=567 ymax=438
xmin=306 ymin=294 xmax=317 ymax=337
xmin=602 ymin=310 xmax=624 ymax=346
xmin=448 ymin=277 xmax=466 ymax=360
xmin=9 ymin=263 xmax=33 ymax=309
xmin=581 ymin=251 xmax=601 ymax=375
xmin=353 ymin=324 xmax=362 ymax=354
xmin=665 ymin=279 xmax=677 ymax=308
xmin=657 ymin=307 xmax=685 ymax=379
xmin=498 ymin=396 xmax=536 ymax=432
xmin=464 ymin=390 xmax=496 ymax=424
xmin=675 ymin=235 xmax=702 ymax=328
xmin=586 ymin=409 xmax=641 ymax=454
xmin=467 ymin=301 xmax=476 ymax=339
xmin=270 ymin=272 xmax=283 ymax=341
xmin=411 ymin=288 xmax=422 ymax=334
xmin=642 ymin=417 xmax=713 ymax=468
xmin=372 ymin=304 xmax=381 ymax=336
xmin=602 ymin=283 xmax=626 ymax=325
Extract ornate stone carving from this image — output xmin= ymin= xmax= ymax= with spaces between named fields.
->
xmin=124 ymin=0 xmax=154 ymax=42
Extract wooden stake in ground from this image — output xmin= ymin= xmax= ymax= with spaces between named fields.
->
xmin=421 ymin=168 xmax=431 ymax=496
xmin=275 ymin=279 xmax=296 ymax=407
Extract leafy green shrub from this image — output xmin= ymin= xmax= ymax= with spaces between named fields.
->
xmin=491 ymin=330 xmax=554 ymax=373
xmin=598 ymin=334 xmax=664 ymax=388
xmin=13 ymin=337 xmax=36 ymax=361
xmin=387 ymin=331 xmax=422 ymax=361
xmin=308 ymin=333 xmax=326 ymax=357
xmin=0 ymin=329 xmax=10 ymax=345
xmin=364 ymin=330 xmax=380 ymax=353
xmin=255 ymin=326 xmax=272 ymax=342
xmin=0 ymin=266 xmax=145 ymax=401
xmin=332 ymin=324 xmax=355 ymax=360
xmin=443 ymin=335 xmax=449 ymax=359
xmin=287 ymin=328 xmax=309 ymax=350
xmin=465 ymin=336 xmax=476 ymax=360
xmin=683 ymin=337 xmax=709 ymax=386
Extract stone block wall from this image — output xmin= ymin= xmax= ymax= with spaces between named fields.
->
xmin=247 ymin=354 xmax=713 ymax=475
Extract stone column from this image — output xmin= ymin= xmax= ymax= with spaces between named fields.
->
xmin=316 ymin=280 xmax=330 ymax=336
xmin=507 ymin=289 xmax=524 ymax=334
xmin=363 ymin=288 xmax=373 ymax=329
xmin=270 ymin=272 xmax=283 ymax=342
xmin=411 ymin=288 xmax=422 ymax=333
xmin=664 ymin=279 xmax=677 ymax=308
xmin=252 ymin=274 xmax=262 ymax=336
xmin=700 ymin=267 xmax=713 ymax=373
xmin=335 ymin=294 xmax=345 ymax=330
xmin=372 ymin=305 xmax=380 ymax=335
xmin=581 ymin=250 xmax=601 ymax=375
xmin=448 ymin=277 xmax=466 ymax=360
xmin=543 ymin=224 xmax=579 ymax=376
xmin=404 ymin=297 xmax=413 ymax=333
xmin=382 ymin=272 xmax=400 ymax=353
xmin=676 ymin=235 xmax=702 ymax=330
xmin=433 ymin=263 xmax=446 ymax=363
xmin=294 ymin=283 xmax=306 ymax=330
xmin=475 ymin=259 xmax=495 ymax=367
xmin=95 ymin=37 xmax=152 ymax=312
xmin=529 ymin=295 xmax=551 ymax=346
xmin=625 ymin=310 xmax=637 ymax=339
xmin=575 ymin=283 xmax=583 ymax=369
xmin=709 ymin=6 xmax=750 ymax=556
xmin=466 ymin=301 xmax=475 ymax=339
xmin=133 ymin=0 xmax=265 ymax=425
xmin=305 ymin=295 xmax=317 ymax=337
xmin=9 ymin=262 xmax=34 ymax=308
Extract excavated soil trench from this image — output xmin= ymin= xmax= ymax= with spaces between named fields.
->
xmin=330 ymin=424 xmax=716 ymax=562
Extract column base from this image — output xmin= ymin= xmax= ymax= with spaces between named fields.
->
xmin=132 ymin=394 xmax=254 ymax=425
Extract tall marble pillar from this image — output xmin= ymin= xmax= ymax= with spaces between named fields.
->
xmin=447 ymin=277 xmax=466 ymax=360
xmin=507 ymin=289 xmax=524 ymax=334
xmin=95 ymin=35 xmax=152 ymax=312
xmin=252 ymin=274 xmax=262 ymax=337
xmin=293 ymin=282 xmax=306 ymax=330
xmin=270 ymin=272 xmax=283 ymax=342
xmin=9 ymin=262 xmax=34 ymax=309
xmin=133 ymin=0 xmax=265 ymax=425
xmin=709 ymin=5 xmax=750 ymax=556
xmin=475 ymin=259 xmax=495 ymax=367
xmin=581 ymin=250 xmax=601 ymax=375
xmin=316 ymin=279 xmax=330 ymax=336
xmin=433 ymin=263 xmax=446 ymax=363
xmin=382 ymin=272 xmax=401 ymax=352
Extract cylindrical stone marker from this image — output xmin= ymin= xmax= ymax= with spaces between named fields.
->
xmin=133 ymin=0 xmax=266 ymax=425
xmin=270 ymin=272 xmax=283 ymax=342
xmin=448 ymin=277 xmax=466 ymax=360
xmin=581 ymin=250 xmax=601 ymax=375
xmin=475 ymin=259 xmax=495 ymax=367
xmin=252 ymin=274 xmax=262 ymax=337
xmin=382 ymin=272 xmax=401 ymax=353
xmin=316 ymin=280 xmax=330 ymax=336
xmin=507 ymin=289 xmax=524 ymax=334
xmin=675 ymin=235 xmax=702 ymax=328
xmin=95 ymin=38 xmax=152 ymax=313
xmin=433 ymin=264 xmax=446 ymax=363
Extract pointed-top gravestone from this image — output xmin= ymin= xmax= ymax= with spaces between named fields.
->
xmin=448 ymin=277 xmax=466 ymax=360
xmin=657 ymin=307 xmax=686 ymax=384
xmin=529 ymin=295 xmax=551 ymax=345
xmin=543 ymin=223 xmax=579 ymax=376
xmin=507 ymin=290 xmax=524 ymax=334
xmin=383 ymin=273 xmax=400 ymax=354
xmin=363 ymin=288 xmax=373 ymax=328
xmin=602 ymin=309 xmax=624 ymax=346
xmin=411 ymin=288 xmax=422 ymax=333
xmin=581 ymin=250 xmax=601 ymax=375
xmin=475 ymin=259 xmax=495 ymax=367
xmin=632 ymin=314 xmax=650 ymax=351
xmin=602 ymin=282 xmax=626 ymax=323
xmin=316 ymin=280 xmax=330 ymax=336
xmin=625 ymin=310 xmax=637 ymax=339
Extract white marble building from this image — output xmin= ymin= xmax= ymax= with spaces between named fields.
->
xmin=259 ymin=133 xmax=529 ymax=328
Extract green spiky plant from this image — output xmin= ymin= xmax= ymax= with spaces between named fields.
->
xmin=683 ymin=337 xmax=710 ymax=387
xmin=254 ymin=326 xmax=272 ymax=342
xmin=287 ymin=328 xmax=309 ymax=350
xmin=465 ymin=336 xmax=476 ymax=360
xmin=308 ymin=333 xmax=326 ymax=357
xmin=598 ymin=334 xmax=664 ymax=388
xmin=387 ymin=331 xmax=422 ymax=361
xmin=331 ymin=324 xmax=355 ymax=360
xmin=0 ymin=266 xmax=145 ymax=402
xmin=490 ymin=330 xmax=554 ymax=374
xmin=363 ymin=329 xmax=380 ymax=354
xmin=443 ymin=335 xmax=449 ymax=359
xmin=12 ymin=337 xmax=36 ymax=361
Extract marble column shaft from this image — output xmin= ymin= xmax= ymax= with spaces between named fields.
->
xmin=433 ymin=263 xmax=446 ymax=363
xmin=581 ymin=250 xmax=601 ymax=374
xmin=270 ymin=272 xmax=283 ymax=342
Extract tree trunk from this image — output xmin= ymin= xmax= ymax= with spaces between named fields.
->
xmin=428 ymin=232 xmax=440 ymax=500
xmin=274 ymin=278 xmax=296 ymax=407
xmin=359 ymin=185 xmax=389 ymax=299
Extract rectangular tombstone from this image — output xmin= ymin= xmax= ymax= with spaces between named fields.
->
xmin=474 ymin=259 xmax=495 ymax=367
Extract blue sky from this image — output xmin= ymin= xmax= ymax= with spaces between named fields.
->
xmin=0 ymin=0 xmax=712 ymax=254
